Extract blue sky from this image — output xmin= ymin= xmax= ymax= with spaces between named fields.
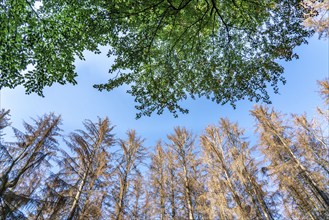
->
xmin=0 ymin=37 xmax=328 ymax=148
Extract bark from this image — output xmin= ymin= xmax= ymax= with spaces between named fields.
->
xmin=183 ymin=165 xmax=194 ymax=220
xmin=67 ymin=168 xmax=89 ymax=220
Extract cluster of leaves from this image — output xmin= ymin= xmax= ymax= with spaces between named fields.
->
xmin=0 ymin=0 xmax=111 ymax=94
xmin=0 ymin=79 xmax=328 ymax=219
xmin=1 ymin=0 xmax=312 ymax=117
xmin=95 ymin=0 xmax=312 ymax=117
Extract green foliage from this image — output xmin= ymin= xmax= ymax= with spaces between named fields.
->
xmin=0 ymin=0 xmax=110 ymax=95
xmin=1 ymin=0 xmax=312 ymax=117
xmin=95 ymin=0 xmax=312 ymax=117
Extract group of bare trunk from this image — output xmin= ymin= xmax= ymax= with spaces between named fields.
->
xmin=0 ymin=80 xmax=328 ymax=219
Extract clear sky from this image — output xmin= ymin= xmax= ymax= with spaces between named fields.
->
xmin=0 ymin=37 xmax=328 ymax=148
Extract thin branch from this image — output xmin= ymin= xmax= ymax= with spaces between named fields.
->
xmin=169 ymin=3 xmax=210 ymax=55
xmin=211 ymin=0 xmax=231 ymax=43
xmin=25 ymin=0 xmax=40 ymax=19
xmin=147 ymin=7 xmax=170 ymax=64
xmin=167 ymin=0 xmax=193 ymax=10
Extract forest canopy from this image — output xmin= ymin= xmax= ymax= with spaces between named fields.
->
xmin=0 ymin=0 xmax=314 ymax=117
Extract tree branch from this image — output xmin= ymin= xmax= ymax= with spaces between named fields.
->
xmin=211 ymin=0 xmax=231 ymax=43
xmin=167 ymin=0 xmax=193 ymax=10
xmin=25 ymin=0 xmax=40 ymax=19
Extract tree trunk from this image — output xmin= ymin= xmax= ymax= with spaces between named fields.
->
xmin=67 ymin=170 xmax=88 ymax=220
xmin=116 ymin=175 xmax=128 ymax=220
xmin=183 ymin=166 xmax=194 ymax=220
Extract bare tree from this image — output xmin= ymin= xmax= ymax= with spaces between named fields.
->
xmin=0 ymin=112 xmax=61 ymax=219
xmin=166 ymin=147 xmax=180 ymax=220
xmin=294 ymin=114 xmax=329 ymax=176
xmin=201 ymin=119 xmax=276 ymax=220
xmin=251 ymin=106 xmax=329 ymax=219
xmin=129 ymin=172 xmax=149 ymax=220
xmin=149 ymin=142 xmax=168 ymax=220
xmin=166 ymin=127 xmax=204 ymax=220
xmin=35 ymin=117 xmax=115 ymax=220
xmin=111 ymin=130 xmax=146 ymax=220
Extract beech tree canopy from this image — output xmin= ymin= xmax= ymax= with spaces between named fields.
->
xmin=0 ymin=0 xmax=312 ymax=117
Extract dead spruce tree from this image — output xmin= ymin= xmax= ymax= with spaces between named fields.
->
xmin=34 ymin=117 xmax=115 ymax=220
xmin=111 ymin=130 xmax=146 ymax=220
xmin=166 ymin=147 xmax=180 ymax=219
xmin=166 ymin=127 xmax=205 ymax=220
xmin=149 ymin=142 xmax=168 ymax=220
xmin=251 ymin=106 xmax=329 ymax=219
xmin=201 ymin=119 xmax=276 ymax=220
xmin=0 ymin=111 xmax=61 ymax=219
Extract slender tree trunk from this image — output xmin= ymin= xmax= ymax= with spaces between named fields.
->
xmin=245 ymin=170 xmax=274 ymax=220
xmin=67 ymin=170 xmax=88 ymax=220
xmin=289 ymin=185 xmax=317 ymax=220
xmin=213 ymin=144 xmax=246 ymax=219
xmin=78 ymin=184 xmax=95 ymax=220
xmin=116 ymin=175 xmax=128 ymax=220
xmin=160 ymin=184 xmax=166 ymax=220
xmin=264 ymin=116 xmax=329 ymax=209
xmin=0 ymin=149 xmax=29 ymax=196
xmin=282 ymin=137 xmax=329 ymax=207
xmin=169 ymin=170 xmax=176 ymax=219
xmin=183 ymin=166 xmax=194 ymax=220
